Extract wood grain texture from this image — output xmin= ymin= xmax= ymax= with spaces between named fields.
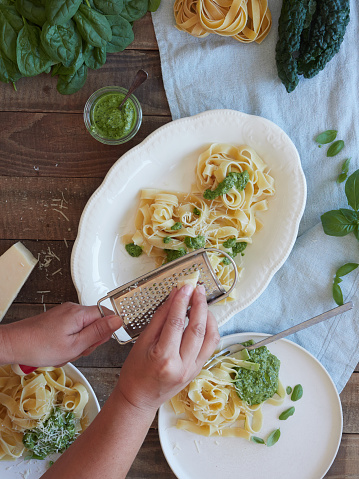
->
xmin=0 ymin=115 xmax=170 ymax=178
xmin=0 ymin=51 xmax=169 ymax=114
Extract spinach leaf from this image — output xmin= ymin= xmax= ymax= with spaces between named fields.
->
xmin=148 ymin=0 xmax=161 ymax=12
xmin=73 ymin=4 xmax=112 ymax=47
xmin=84 ymin=45 xmax=106 ymax=69
xmin=93 ymin=0 xmax=124 ymax=14
xmin=0 ymin=3 xmax=23 ymax=63
xmin=46 ymin=0 xmax=82 ymax=25
xmin=16 ymin=20 xmax=52 ymax=77
xmin=57 ymin=63 xmax=87 ymax=94
xmin=320 ymin=210 xmax=355 ymax=237
xmin=105 ymin=14 xmax=133 ymax=53
xmin=54 ymin=44 xmax=84 ymax=75
xmin=121 ymin=0 xmax=148 ymax=22
xmin=315 ymin=129 xmax=337 ymax=144
xmin=0 ymin=47 xmax=22 ymax=83
xmin=291 ymin=384 xmax=303 ymax=401
xmin=279 ymin=407 xmax=295 ymax=420
xmin=15 ymin=0 xmax=46 ymax=27
xmin=345 ymin=170 xmax=359 ymax=212
xmin=40 ymin=20 xmax=82 ymax=67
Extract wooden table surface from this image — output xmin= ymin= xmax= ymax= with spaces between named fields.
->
xmin=0 ymin=13 xmax=358 ymax=479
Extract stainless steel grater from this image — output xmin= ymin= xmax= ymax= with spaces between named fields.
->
xmin=97 ymin=248 xmax=238 ymax=345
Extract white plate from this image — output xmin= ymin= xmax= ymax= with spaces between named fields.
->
xmin=158 ymin=332 xmax=343 ymax=479
xmin=0 ymin=363 xmax=100 ymax=479
xmin=71 ymin=109 xmax=306 ymax=334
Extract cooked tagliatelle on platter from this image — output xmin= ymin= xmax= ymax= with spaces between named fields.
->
xmin=174 ymin=0 xmax=272 ymax=44
xmin=123 ymin=143 xmax=275 ymax=300
xmin=170 ymin=342 xmax=285 ymax=439
xmin=0 ymin=366 xmax=89 ymax=461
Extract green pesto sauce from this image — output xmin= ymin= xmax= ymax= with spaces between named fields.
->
xmin=184 ymin=235 xmax=205 ymax=250
xmin=204 ymin=171 xmax=249 ymax=200
xmin=92 ymin=93 xmax=137 ymax=139
xmin=235 ymin=340 xmax=280 ymax=406
xmin=164 ymin=248 xmax=186 ymax=262
xmin=125 ymin=243 xmax=142 ymax=257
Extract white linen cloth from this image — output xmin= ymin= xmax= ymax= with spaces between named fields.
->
xmin=151 ymin=0 xmax=359 ymax=392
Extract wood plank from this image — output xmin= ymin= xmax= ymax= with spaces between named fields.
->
xmin=325 ymin=434 xmax=359 ymax=478
xmin=340 ymin=373 xmax=359 ymax=434
xmin=132 ymin=13 xmax=157 ymax=50
xmin=0 ymin=179 xmax=101 ymax=240
xmin=0 ymin=115 xmax=170 ymax=178
xmin=0 ymin=51 xmax=169 ymax=114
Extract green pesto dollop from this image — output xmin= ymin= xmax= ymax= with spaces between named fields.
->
xmin=204 ymin=171 xmax=249 ymax=200
xmin=171 ymin=222 xmax=182 ymax=231
xmin=184 ymin=235 xmax=205 ymax=250
xmin=163 ymin=236 xmax=171 ymax=244
xmin=125 ymin=243 xmax=142 ymax=257
xmin=234 ymin=340 xmax=280 ymax=406
xmin=164 ymin=248 xmax=186 ymax=263
xmin=92 ymin=93 xmax=137 ymax=139
xmin=223 ymin=237 xmax=247 ymax=258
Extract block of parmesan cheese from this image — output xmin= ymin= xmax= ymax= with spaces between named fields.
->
xmin=177 ymin=271 xmax=200 ymax=290
xmin=0 ymin=242 xmax=38 ymax=321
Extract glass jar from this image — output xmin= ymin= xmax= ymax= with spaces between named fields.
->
xmin=84 ymin=86 xmax=142 ymax=145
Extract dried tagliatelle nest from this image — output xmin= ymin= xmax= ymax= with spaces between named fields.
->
xmin=174 ymin=0 xmax=272 ymax=44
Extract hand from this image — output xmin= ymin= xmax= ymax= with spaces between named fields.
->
xmin=116 ymin=284 xmax=220 ymax=412
xmin=1 ymin=302 xmax=122 ymax=367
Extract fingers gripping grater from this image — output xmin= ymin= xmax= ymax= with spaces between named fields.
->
xmin=97 ymin=248 xmax=238 ymax=345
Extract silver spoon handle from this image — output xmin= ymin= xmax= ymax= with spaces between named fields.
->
xmin=119 ymin=69 xmax=148 ymax=109
xmin=245 ymin=301 xmax=353 ymax=351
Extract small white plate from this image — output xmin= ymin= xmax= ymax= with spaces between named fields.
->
xmin=71 ymin=109 xmax=306 ymax=333
xmin=158 ymin=332 xmax=342 ymax=479
xmin=0 ymin=364 xmax=100 ymax=479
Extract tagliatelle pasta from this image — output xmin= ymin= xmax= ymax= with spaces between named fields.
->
xmin=123 ymin=143 xmax=274 ymax=300
xmin=170 ymin=354 xmax=285 ymax=438
xmin=0 ymin=366 xmax=88 ymax=461
xmin=174 ymin=0 xmax=272 ymax=44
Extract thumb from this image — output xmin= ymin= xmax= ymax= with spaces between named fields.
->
xmin=77 ymin=315 xmax=123 ymax=351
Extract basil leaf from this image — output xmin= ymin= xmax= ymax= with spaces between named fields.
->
xmin=333 ymin=282 xmax=343 ymax=306
xmin=335 ymin=263 xmax=359 ymax=278
xmin=84 ymin=45 xmax=106 ymax=69
xmin=286 ymin=386 xmax=292 ymax=395
xmin=354 ymin=226 xmax=359 ymax=241
xmin=121 ymin=0 xmax=148 ymax=22
xmin=93 ymin=0 xmax=124 ymax=14
xmin=334 ymin=276 xmax=342 ymax=284
xmin=73 ymin=4 xmax=112 ymax=48
xmin=337 ymin=173 xmax=347 ymax=184
xmin=345 ymin=170 xmax=359 ymax=212
xmin=46 ymin=0 xmax=82 ymax=25
xmin=40 ymin=20 xmax=82 ymax=68
xmin=57 ymin=63 xmax=87 ymax=94
xmin=148 ymin=0 xmax=161 ymax=11
xmin=315 ymin=129 xmax=337 ymax=144
xmin=279 ymin=407 xmax=295 ymax=420
xmin=0 ymin=4 xmax=23 ymax=63
xmin=339 ymin=208 xmax=358 ymax=223
xmin=16 ymin=21 xmax=52 ymax=77
xmin=327 ymin=140 xmax=344 ymax=157
xmin=105 ymin=14 xmax=134 ymax=53
xmin=321 ymin=210 xmax=355 ymax=237
xmin=251 ymin=436 xmax=265 ymax=444
xmin=266 ymin=429 xmax=280 ymax=447
xmin=291 ymin=384 xmax=303 ymax=402
xmin=342 ymin=158 xmax=351 ymax=175
xmin=15 ymin=0 xmax=46 ymax=27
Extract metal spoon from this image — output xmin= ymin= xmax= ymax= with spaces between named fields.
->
xmin=203 ymin=301 xmax=354 ymax=368
xmin=119 ymin=69 xmax=148 ymax=110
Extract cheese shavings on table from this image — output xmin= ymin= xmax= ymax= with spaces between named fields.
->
xmin=0 ymin=242 xmax=37 ymax=321
xmin=0 ymin=366 xmax=88 ymax=461
xmin=123 ymin=143 xmax=275 ymax=301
